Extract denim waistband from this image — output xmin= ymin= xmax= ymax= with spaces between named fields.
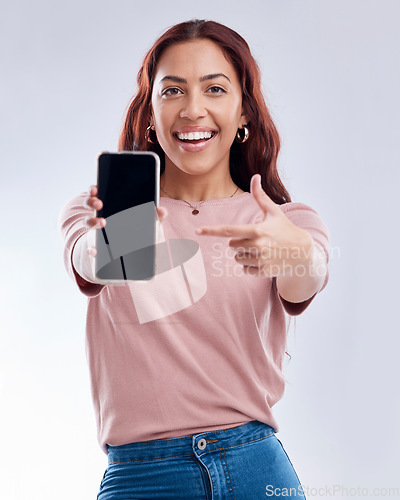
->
xmin=106 ymin=420 xmax=276 ymax=464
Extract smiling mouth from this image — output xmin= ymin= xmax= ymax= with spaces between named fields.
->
xmin=174 ymin=131 xmax=216 ymax=143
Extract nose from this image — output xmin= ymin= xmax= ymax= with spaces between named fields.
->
xmin=179 ymin=93 xmax=207 ymax=120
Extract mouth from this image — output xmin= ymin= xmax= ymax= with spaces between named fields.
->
xmin=174 ymin=131 xmax=216 ymax=143
xmin=173 ymin=130 xmax=218 ymax=152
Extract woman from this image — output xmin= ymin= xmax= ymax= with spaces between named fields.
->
xmin=59 ymin=19 xmax=330 ymax=499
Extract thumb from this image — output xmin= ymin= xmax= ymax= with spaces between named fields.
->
xmin=250 ymin=174 xmax=279 ymax=217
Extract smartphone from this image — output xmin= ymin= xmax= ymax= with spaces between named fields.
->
xmin=94 ymin=151 xmax=160 ymax=283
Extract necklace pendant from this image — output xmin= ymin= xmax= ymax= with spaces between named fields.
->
xmin=192 ymin=209 xmax=199 ymax=215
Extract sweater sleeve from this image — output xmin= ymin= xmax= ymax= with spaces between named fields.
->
xmin=58 ymin=192 xmax=105 ymax=298
xmin=276 ymin=202 xmax=330 ymax=316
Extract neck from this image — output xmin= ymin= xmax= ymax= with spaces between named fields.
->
xmin=160 ymin=168 xmax=242 ymax=202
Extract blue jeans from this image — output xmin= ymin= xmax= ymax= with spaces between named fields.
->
xmin=97 ymin=420 xmax=305 ymax=499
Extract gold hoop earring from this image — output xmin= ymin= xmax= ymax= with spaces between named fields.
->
xmin=236 ymin=125 xmax=249 ymax=143
xmin=145 ymin=125 xmax=157 ymax=144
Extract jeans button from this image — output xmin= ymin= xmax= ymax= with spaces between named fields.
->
xmin=198 ymin=438 xmax=207 ymax=450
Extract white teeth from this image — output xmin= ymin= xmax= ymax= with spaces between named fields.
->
xmin=177 ymin=131 xmax=213 ymax=141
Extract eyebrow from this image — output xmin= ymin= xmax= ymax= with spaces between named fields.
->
xmin=159 ymin=73 xmax=231 ymax=84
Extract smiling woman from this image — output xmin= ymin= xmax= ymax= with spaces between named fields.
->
xmin=149 ymin=38 xmax=246 ymax=194
xmin=119 ymin=19 xmax=291 ymax=205
xmin=58 ymin=18 xmax=330 ymax=499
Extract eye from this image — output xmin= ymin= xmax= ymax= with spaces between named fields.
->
xmin=206 ymin=86 xmax=226 ymax=94
xmin=162 ymin=87 xmax=183 ymax=96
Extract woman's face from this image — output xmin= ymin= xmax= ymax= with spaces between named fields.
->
xmin=151 ymin=39 xmax=247 ymax=177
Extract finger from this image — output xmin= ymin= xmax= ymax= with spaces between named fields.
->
xmin=228 ymin=238 xmax=264 ymax=249
xmin=196 ymin=224 xmax=260 ymax=238
xmin=242 ymin=265 xmax=264 ymax=277
xmin=89 ymin=185 xmax=98 ymax=196
xmin=229 ymin=240 xmax=277 ymax=263
xmin=229 ymin=242 xmax=260 ymax=260
xmin=84 ymin=216 xmax=106 ymax=229
xmin=156 ymin=206 xmax=168 ymax=223
xmin=88 ymin=247 xmax=97 ymax=257
xmin=247 ymin=262 xmax=280 ymax=278
xmin=84 ymin=185 xmax=100 ymax=209
xmin=250 ymin=174 xmax=280 ymax=217
xmin=84 ymin=196 xmax=103 ymax=211
xmin=234 ymin=253 xmax=261 ymax=266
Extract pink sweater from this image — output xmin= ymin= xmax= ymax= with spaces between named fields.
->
xmin=58 ymin=192 xmax=330 ymax=454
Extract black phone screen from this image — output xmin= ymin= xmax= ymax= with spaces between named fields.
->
xmin=95 ymin=152 xmax=160 ymax=281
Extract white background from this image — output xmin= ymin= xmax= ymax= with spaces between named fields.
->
xmin=1 ymin=0 xmax=399 ymax=498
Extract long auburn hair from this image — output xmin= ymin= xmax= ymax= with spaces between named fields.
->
xmin=119 ymin=19 xmax=291 ymax=204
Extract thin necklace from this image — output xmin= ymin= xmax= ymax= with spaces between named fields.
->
xmin=160 ymin=184 xmax=240 ymax=215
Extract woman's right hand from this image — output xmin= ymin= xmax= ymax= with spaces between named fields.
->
xmin=83 ymin=185 xmax=168 ymax=256
xmin=83 ymin=185 xmax=107 ymax=229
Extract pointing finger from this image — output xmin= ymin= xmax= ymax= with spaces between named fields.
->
xmin=196 ymin=223 xmax=260 ymax=238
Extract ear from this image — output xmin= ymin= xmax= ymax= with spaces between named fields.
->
xmin=240 ymin=108 xmax=250 ymax=129
xmin=148 ymin=105 xmax=155 ymax=127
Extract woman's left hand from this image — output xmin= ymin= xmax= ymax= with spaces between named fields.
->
xmin=196 ymin=174 xmax=315 ymax=278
